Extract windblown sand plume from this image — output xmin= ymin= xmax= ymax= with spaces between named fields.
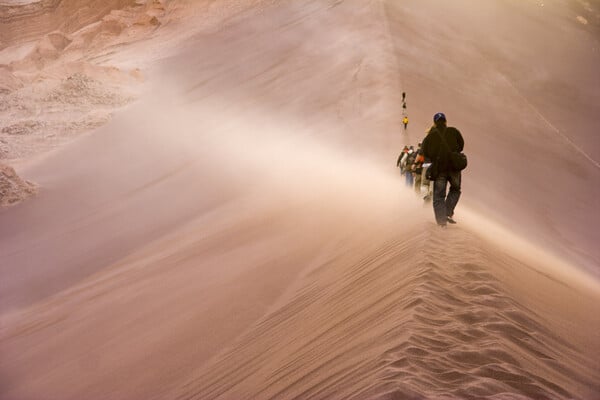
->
xmin=1 ymin=0 xmax=599 ymax=399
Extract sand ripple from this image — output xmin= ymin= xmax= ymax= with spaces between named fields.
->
xmin=177 ymin=226 xmax=600 ymax=399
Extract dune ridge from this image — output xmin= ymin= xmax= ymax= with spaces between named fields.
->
xmin=176 ymin=225 xmax=600 ymax=400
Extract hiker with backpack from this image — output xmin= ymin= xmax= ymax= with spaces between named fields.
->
xmin=401 ymin=146 xmax=416 ymax=187
xmin=421 ymin=155 xmax=434 ymax=202
xmin=421 ymin=127 xmax=435 ymax=201
xmin=396 ymin=145 xmax=409 ymax=176
xmin=422 ymin=113 xmax=466 ymax=227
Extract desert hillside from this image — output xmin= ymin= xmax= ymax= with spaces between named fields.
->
xmin=1 ymin=1 xmax=599 ymax=399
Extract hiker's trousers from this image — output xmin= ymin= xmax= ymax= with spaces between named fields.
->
xmin=432 ymin=171 xmax=461 ymax=225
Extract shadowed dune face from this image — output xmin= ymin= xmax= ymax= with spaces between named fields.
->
xmin=1 ymin=0 xmax=600 ymax=400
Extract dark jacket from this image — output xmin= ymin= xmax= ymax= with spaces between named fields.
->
xmin=422 ymin=125 xmax=464 ymax=173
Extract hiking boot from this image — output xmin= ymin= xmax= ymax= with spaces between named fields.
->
xmin=447 ymin=216 xmax=457 ymax=224
xmin=438 ymin=223 xmax=447 ymax=228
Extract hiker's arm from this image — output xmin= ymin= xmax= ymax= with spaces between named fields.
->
xmin=456 ymin=130 xmax=464 ymax=152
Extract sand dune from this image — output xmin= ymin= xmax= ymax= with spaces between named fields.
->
xmin=180 ymin=225 xmax=600 ymax=399
xmin=1 ymin=0 xmax=599 ymax=399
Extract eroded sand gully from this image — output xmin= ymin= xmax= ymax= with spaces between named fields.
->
xmin=1 ymin=0 xmax=599 ymax=399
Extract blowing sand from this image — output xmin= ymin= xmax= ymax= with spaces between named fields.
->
xmin=1 ymin=0 xmax=599 ymax=399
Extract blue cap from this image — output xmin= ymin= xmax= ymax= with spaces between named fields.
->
xmin=433 ymin=112 xmax=446 ymax=122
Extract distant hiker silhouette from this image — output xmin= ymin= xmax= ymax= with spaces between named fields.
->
xmin=402 ymin=116 xmax=409 ymax=130
xmin=396 ymin=146 xmax=409 ymax=184
xmin=422 ymin=113 xmax=465 ymax=227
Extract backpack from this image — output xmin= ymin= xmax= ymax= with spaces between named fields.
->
xmin=434 ymin=128 xmax=468 ymax=172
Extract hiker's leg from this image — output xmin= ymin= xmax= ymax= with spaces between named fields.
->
xmin=445 ymin=171 xmax=462 ymax=217
xmin=414 ymin=173 xmax=422 ymax=195
xmin=433 ymin=175 xmax=448 ymax=225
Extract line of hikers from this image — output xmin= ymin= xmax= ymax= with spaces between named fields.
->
xmin=397 ymin=112 xmax=466 ymax=228
xmin=397 ymin=142 xmax=433 ymax=201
